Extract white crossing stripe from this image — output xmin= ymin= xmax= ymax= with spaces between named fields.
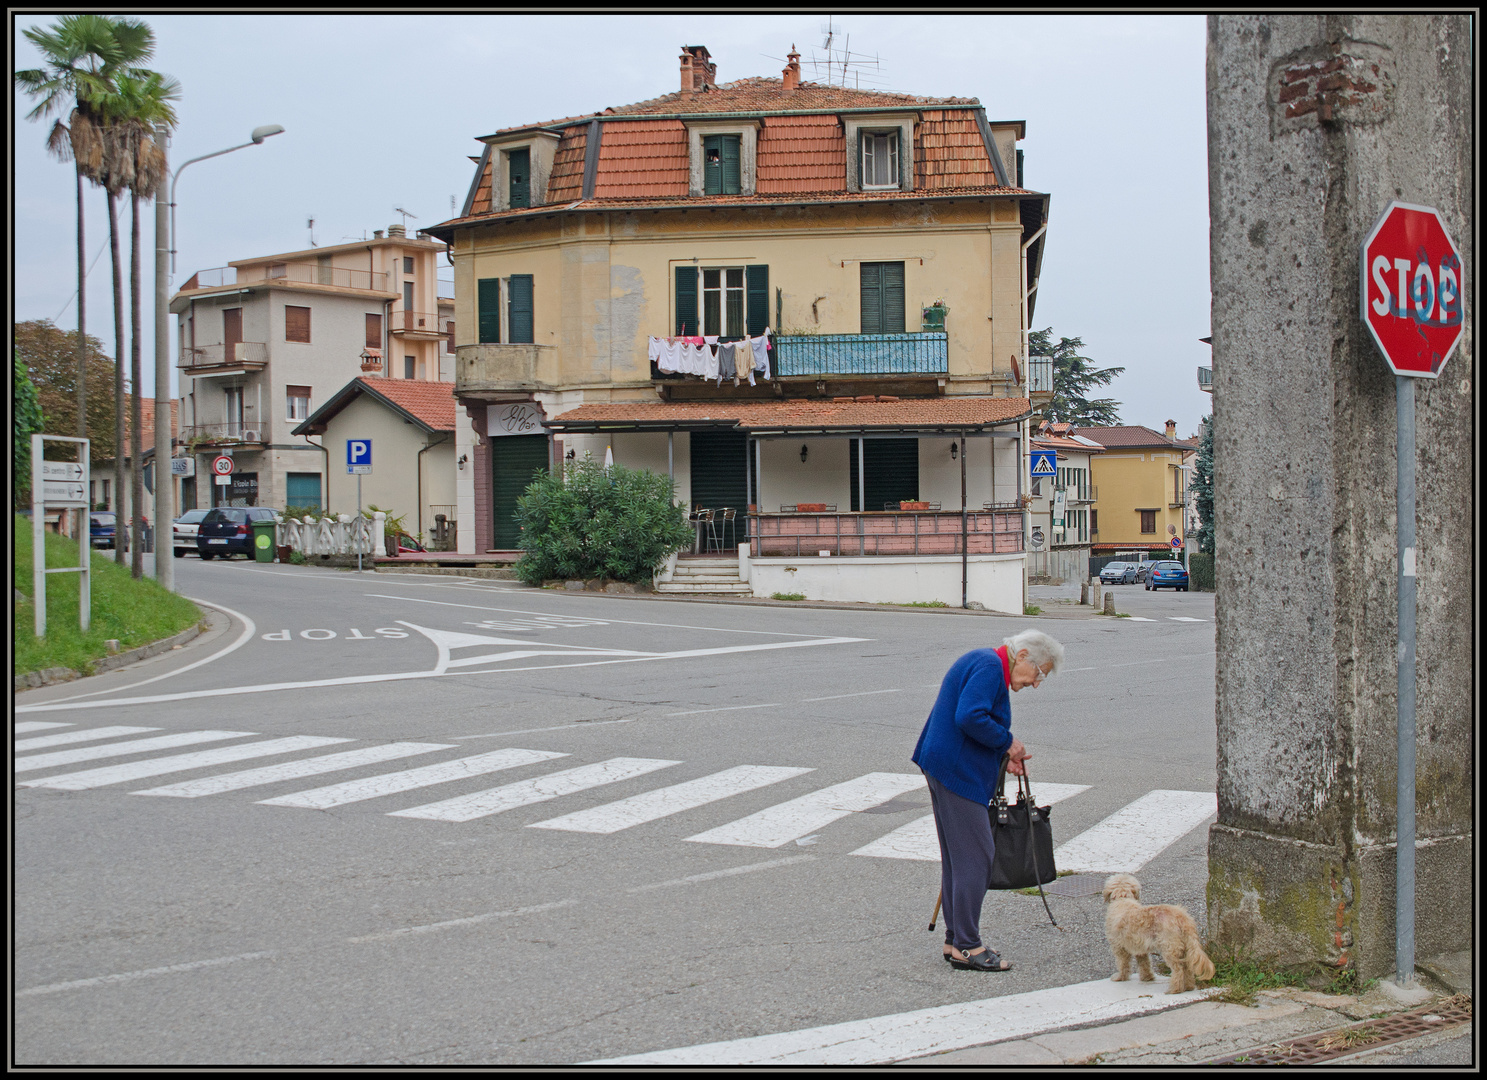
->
xmin=16 ymin=726 xmax=161 ymax=751
xmin=529 ymin=765 xmax=815 ymax=834
xmin=257 ymin=748 xmax=568 ymax=810
xmin=587 ymin=975 xmax=1210 ymax=1065
xmin=390 ymin=757 xmax=681 ymax=823
xmin=1053 ymin=789 xmax=1218 ymax=873
xmin=1126 ymin=616 xmax=1157 ymax=621
xmin=14 ymin=722 xmax=73 ymax=733
xmin=132 ymin=742 xmax=455 ymax=798
xmin=849 ymin=782 xmax=1092 ymax=861
xmin=14 ymin=731 xmax=255 ymax=773
xmin=19 ymin=736 xmax=353 ymax=791
xmin=685 ymin=772 xmax=926 ymax=849
xmin=1168 ymin=616 xmax=1205 ymax=622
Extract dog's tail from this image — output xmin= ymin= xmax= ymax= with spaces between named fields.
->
xmin=1185 ymin=928 xmax=1216 ymax=982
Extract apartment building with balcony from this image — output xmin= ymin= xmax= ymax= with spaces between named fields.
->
xmin=1026 ymin=420 xmax=1102 ymax=583
xmin=427 ymin=46 xmax=1052 ymax=609
xmin=170 ymin=225 xmax=455 ymax=511
xmin=1075 ymin=421 xmax=1196 ymax=557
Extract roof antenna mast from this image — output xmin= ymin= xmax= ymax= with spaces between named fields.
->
xmin=394 ymin=206 xmax=418 ymax=231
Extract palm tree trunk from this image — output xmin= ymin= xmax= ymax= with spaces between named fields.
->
xmin=130 ymin=190 xmax=145 ymax=578
xmin=75 ymin=162 xmax=87 ymax=446
xmin=109 ymin=190 xmax=125 ymax=566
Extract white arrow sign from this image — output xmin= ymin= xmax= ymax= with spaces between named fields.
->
xmin=40 ymin=460 xmax=86 ymax=481
xmin=41 ymin=481 xmax=89 ymax=505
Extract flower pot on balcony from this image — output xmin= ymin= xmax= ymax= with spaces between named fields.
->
xmin=899 ymin=501 xmax=930 ymax=510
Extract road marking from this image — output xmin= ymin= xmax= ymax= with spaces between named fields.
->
xmin=1053 ymin=789 xmax=1218 ymax=873
xmin=1108 ymin=657 xmax=1173 ymax=667
xmin=19 ymin=736 xmax=352 ymax=791
xmin=366 ymin=593 xmax=827 ymax=637
xmin=802 ymin=689 xmax=904 ymax=702
xmin=530 ymin=765 xmax=815 ymax=834
xmin=1125 ymin=616 xmax=1158 ymax=621
xmin=345 ymin=899 xmax=580 ymax=943
xmin=14 ymin=730 xmax=256 ymax=773
xmin=587 ymin=976 xmax=1211 ymax=1065
xmin=389 ymin=757 xmax=681 ymax=823
xmin=452 ymin=717 xmax=644 ymax=740
xmin=666 ymin=703 xmax=782 ymax=717
xmin=16 ymin=951 xmax=277 ymax=999
xmin=849 ymin=783 xmax=1092 ymax=861
xmin=15 ymin=725 xmax=160 ymax=751
xmin=626 ymin=854 xmax=818 ymax=893
xmin=685 ymin=772 xmax=926 ymax=849
xmin=1168 ymin=616 xmax=1205 ymax=622
xmin=132 ymin=742 xmax=455 ymax=798
xmin=14 ymin=722 xmax=72 ymax=733
xmin=258 ymin=748 xmax=568 ymax=810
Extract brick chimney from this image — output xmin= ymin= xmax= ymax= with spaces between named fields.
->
xmin=782 ymin=45 xmax=801 ymax=91
xmin=1165 ymin=419 xmax=1177 ymax=439
xmin=680 ymin=45 xmax=715 ymax=94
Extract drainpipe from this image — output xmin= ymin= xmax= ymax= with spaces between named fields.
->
xmin=1020 ymin=223 xmax=1048 ymax=367
xmin=417 ymin=432 xmax=451 ymax=537
xmin=960 ymin=433 xmax=968 ymax=609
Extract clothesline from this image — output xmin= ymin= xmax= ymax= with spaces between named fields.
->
xmin=649 ymin=328 xmax=773 ymax=385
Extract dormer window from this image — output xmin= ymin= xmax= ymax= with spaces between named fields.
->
xmin=861 ymin=132 xmax=899 ymax=189
xmin=703 ymin=135 xmax=741 ymax=195
xmin=685 ymin=120 xmax=758 ymax=197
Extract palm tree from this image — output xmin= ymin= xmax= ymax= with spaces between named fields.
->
xmin=99 ymin=68 xmax=179 ymax=576
xmin=15 ymin=15 xmax=152 ymax=455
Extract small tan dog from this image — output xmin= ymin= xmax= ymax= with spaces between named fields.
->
xmin=1102 ymin=873 xmax=1215 ymax=994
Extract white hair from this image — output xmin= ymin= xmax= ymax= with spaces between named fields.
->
xmin=1004 ymin=628 xmax=1065 ymax=677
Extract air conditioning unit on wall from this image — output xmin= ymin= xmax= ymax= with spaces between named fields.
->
xmin=241 ymin=429 xmax=260 ymax=442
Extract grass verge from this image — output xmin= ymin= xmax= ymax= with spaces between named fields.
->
xmin=770 ymin=592 xmax=806 ymax=601
xmin=1203 ymin=956 xmax=1376 ymax=1006
xmin=898 ymin=600 xmax=949 ymax=608
xmin=13 ymin=515 xmax=203 ymax=677
xmin=1024 ymin=604 xmax=1043 ymax=615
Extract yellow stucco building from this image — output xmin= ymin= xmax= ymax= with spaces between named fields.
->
xmin=1075 ymin=423 xmax=1196 ymax=556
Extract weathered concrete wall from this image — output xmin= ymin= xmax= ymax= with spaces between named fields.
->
xmin=1207 ymin=15 xmax=1472 ymax=978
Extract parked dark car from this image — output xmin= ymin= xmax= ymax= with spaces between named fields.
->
xmin=1100 ymin=561 xmax=1137 ymax=585
xmin=90 ymin=511 xmax=118 ymax=549
xmin=173 ymin=508 xmax=210 ymax=557
xmin=1134 ymin=559 xmax=1158 ymax=583
xmin=196 ymin=507 xmax=277 ymax=559
xmin=1145 ymin=560 xmax=1190 ymax=592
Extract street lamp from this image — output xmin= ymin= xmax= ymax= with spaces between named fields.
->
xmin=169 ymin=123 xmax=284 ymax=276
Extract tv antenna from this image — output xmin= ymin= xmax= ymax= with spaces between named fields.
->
xmin=307 ymin=216 xmax=316 ymax=247
xmin=808 ymin=17 xmax=885 ymax=88
xmin=393 ymin=206 xmax=418 ymax=230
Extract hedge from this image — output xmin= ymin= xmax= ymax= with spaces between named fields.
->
xmin=1189 ymin=552 xmax=1214 ymax=592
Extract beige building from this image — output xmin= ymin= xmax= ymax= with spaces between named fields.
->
xmin=170 ymin=225 xmax=455 ymax=513
xmin=427 ymin=46 xmax=1052 ymax=608
xmin=1076 ymin=422 xmax=1196 ymax=557
xmin=1027 ymin=421 xmax=1102 ymax=583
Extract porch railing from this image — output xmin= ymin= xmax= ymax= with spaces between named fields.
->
xmin=773 ymin=332 xmax=948 ymax=377
xmin=179 ymin=341 xmax=269 ymax=370
xmin=748 ymin=509 xmax=1023 ymax=558
xmin=1027 ymin=355 xmax=1054 ymax=393
xmin=277 ymin=512 xmax=385 ymax=557
xmin=180 ymin=422 xmax=269 ymax=444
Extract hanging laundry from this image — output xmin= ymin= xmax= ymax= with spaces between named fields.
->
xmin=751 ymin=327 xmax=773 ymax=380
xmin=701 ymin=336 xmax=720 ymax=381
xmin=718 ymin=341 xmax=737 ymax=383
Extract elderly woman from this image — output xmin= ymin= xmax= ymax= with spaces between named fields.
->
xmin=911 ymin=628 xmax=1064 ymax=971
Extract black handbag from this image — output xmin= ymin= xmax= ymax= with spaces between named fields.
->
xmin=986 ymin=758 xmax=1060 ymax=925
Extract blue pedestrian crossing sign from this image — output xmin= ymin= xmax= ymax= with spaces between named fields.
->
xmin=1030 ymin=449 xmax=1057 ymax=478
xmin=347 ymin=439 xmax=373 ymax=475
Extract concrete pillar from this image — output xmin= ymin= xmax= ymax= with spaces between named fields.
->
xmin=1206 ymin=15 xmax=1472 ymax=979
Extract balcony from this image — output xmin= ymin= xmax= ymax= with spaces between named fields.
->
xmin=773 ymin=332 xmax=948 ymax=378
xmin=1027 ymin=355 xmax=1054 ymax=395
xmin=1066 ymin=485 xmax=1097 ymax=504
xmin=180 ymin=263 xmax=392 ymax=293
xmin=455 ymin=343 xmax=560 ymax=394
xmin=179 ymin=341 xmax=269 ymax=374
xmin=392 ymin=310 xmax=448 ymax=339
xmin=181 ymin=422 xmax=269 ymax=446
xmin=1198 ymin=365 xmax=1213 ymax=392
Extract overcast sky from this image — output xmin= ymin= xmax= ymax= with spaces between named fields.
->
xmin=13 ymin=13 xmax=1212 ymax=436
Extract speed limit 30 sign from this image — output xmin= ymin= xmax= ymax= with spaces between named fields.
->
xmin=1361 ymin=201 xmax=1465 ymax=378
xmin=211 ymin=455 xmax=235 ymax=476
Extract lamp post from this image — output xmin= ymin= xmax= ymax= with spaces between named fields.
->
xmin=156 ymin=123 xmax=283 ymax=592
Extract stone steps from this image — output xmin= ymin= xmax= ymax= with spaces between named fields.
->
xmin=655 ymin=581 xmax=753 ymax=595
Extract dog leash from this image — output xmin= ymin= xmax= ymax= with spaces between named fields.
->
xmin=1020 ymin=767 xmax=1061 ymax=930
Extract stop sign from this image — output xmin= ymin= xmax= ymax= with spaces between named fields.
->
xmin=1361 ymin=201 xmax=1465 ymax=378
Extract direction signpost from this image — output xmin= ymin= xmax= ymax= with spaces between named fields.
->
xmin=31 ymin=435 xmax=91 ymax=637
xmin=1360 ymin=200 xmax=1465 ymax=988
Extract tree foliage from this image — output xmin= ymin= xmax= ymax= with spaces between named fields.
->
xmin=1192 ymin=414 xmax=1215 ymax=555
xmin=14 ymin=320 xmax=119 ymax=462
xmin=513 ymin=457 xmax=695 ymax=586
xmin=14 ymin=358 xmax=47 ymax=507
xmin=1030 ymin=327 xmax=1125 ymax=428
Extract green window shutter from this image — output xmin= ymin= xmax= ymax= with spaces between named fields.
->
xmin=860 ymin=262 xmax=883 ymax=334
xmin=477 ymin=278 xmax=501 ymax=343
xmin=849 ymin=439 xmax=860 ymax=512
xmin=883 ymin=261 xmax=905 ymax=332
xmin=509 ymin=148 xmax=530 ymax=208
xmin=866 ymin=438 xmax=919 ymax=510
xmin=675 ymin=265 xmax=698 ymax=335
xmin=507 ymin=274 xmax=534 ymax=343
xmin=703 ymin=134 xmax=722 ymax=196
xmin=490 ymin=434 xmax=549 ymax=549
xmin=745 ymin=265 xmax=769 ymax=336
xmin=721 ymin=135 xmax=741 ymax=194
xmin=857 ymin=130 xmax=865 ymax=189
xmin=689 ymin=430 xmax=748 ymax=516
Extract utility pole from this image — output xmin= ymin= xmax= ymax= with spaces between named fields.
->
xmin=154 ymin=124 xmax=173 ymax=592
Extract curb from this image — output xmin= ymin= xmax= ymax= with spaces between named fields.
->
xmin=14 ymin=617 xmax=205 ymax=693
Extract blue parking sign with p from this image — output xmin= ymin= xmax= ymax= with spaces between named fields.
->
xmin=1030 ymin=449 xmax=1057 ymax=478
xmin=347 ymin=439 xmax=372 ymax=474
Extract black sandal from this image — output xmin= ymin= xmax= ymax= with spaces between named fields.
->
xmin=947 ymin=947 xmax=1012 ymax=972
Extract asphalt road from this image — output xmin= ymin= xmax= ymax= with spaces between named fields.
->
xmin=14 ymin=560 xmax=1216 ymax=1065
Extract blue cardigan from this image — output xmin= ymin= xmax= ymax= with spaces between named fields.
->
xmin=911 ymin=647 xmax=1013 ymax=805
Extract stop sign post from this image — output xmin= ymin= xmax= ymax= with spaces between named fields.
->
xmin=1361 ymin=201 xmax=1463 ymax=989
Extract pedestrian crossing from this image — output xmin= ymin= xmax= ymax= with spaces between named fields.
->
xmin=14 ymin=724 xmax=1216 ymax=874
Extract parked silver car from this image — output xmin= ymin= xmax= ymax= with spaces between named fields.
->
xmin=1100 ymin=561 xmax=1137 ymax=584
xmin=173 ymin=509 xmax=210 ymax=557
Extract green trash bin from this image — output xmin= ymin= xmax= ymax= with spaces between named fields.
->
xmin=251 ymin=518 xmax=278 ymax=563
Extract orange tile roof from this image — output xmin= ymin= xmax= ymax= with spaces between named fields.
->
xmin=357 ymin=376 xmax=457 ymax=431
xmin=1074 ymin=425 xmax=1189 ymax=450
xmin=593 ymin=119 xmax=688 ymax=199
xmin=757 ymin=113 xmax=846 ymax=193
xmin=1033 ymin=435 xmax=1103 ymax=453
xmin=546 ymin=397 xmax=1032 ymax=432
xmin=916 ymin=109 xmax=998 ymax=189
xmin=545 ymin=126 xmax=588 ymax=203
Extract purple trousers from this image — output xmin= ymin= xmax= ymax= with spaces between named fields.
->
xmin=925 ymin=770 xmax=997 ymax=951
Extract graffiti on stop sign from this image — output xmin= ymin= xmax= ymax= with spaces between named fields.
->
xmin=1360 ymin=200 xmax=1465 ymax=377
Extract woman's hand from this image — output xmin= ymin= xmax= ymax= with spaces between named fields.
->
xmin=1006 ymin=737 xmax=1031 ymax=776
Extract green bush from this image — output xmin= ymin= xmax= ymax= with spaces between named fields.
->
xmin=1189 ymin=552 xmax=1214 ymax=592
xmin=512 ymin=458 xmax=694 ymax=586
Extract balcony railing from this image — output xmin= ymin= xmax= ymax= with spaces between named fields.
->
xmin=181 ymin=422 xmax=269 ymax=445
xmin=773 ymin=332 xmax=948 ymax=378
xmin=179 ymin=341 xmax=269 ymax=371
xmin=1027 ymin=355 xmax=1054 ymax=394
xmin=748 ymin=509 xmax=1023 ymax=557
xmin=1198 ymin=365 xmax=1213 ymax=392
xmin=181 ymin=263 xmax=391 ymax=292
xmin=455 ymin=343 xmax=559 ymax=393
xmin=1066 ymin=485 xmax=1097 ymax=504
xmin=393 ymin=310 xmax=447 ymax=335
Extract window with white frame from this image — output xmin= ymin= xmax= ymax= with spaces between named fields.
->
xmin=286 ymin=385 xmax=311 ymax=421
xmin=702 ymin=267 xmax=746 ymax=337
xmin=861 ymin=131 xmax=899 ymax=188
